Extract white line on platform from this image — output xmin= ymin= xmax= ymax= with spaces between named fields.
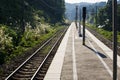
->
xmin=72 ymin=25 xmax=78 ymax=80
xmin=75 ymin=28 xmax=79 ymax=39
xmin=86 ymin=29 xmax=120 ymax=67
xmin=87 ymin=38 xmax=113 ymax=78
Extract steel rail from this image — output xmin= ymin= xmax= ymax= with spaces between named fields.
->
xmin=86 ymin=27 xmax=120 ymax=50
xmin=31 ymin=27 xmax=68 ymax=80
xmin=5 ymin=31 xmax=59 ymax=80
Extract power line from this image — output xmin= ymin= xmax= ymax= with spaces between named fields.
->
xmin=40 ymin=0 xmax=58 ymax=11
xmin=40 ymin=0 xmax=64 ymax=13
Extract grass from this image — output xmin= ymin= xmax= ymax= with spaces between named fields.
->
xmin=86 ymin=23 xmax=120 ymax=43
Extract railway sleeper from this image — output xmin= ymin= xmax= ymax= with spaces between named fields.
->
xmin=20 ymin=68 xmax=36 ymax=72
xmin=35 ymin=76 xmax=44 ymax=80
xmin=39 ymin=70 xmax=46 ymax=74
xmin=13 ymin=73 xmax=32 ymax=78
xmin=31 ymin=57 xmax=44 ymax=61
xmin=23 ymin=65 xmax=38 ymax=69
xmin=40 ymin=67 xmax=48 ymax=70
xmin=28 ymin=61 xmax=41 ymax=65
xmin=12 ymin=76 xmax=31 ymax=80
xmin=18 ymin=70 xmax=35 ymax=74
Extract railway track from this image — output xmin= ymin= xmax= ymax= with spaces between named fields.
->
xmin=86 ymin=27 xmax=120 ymax=56
xmin=5 ymin=27 xmax=68 ymax=80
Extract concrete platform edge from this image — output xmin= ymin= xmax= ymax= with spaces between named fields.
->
xmin=44 ymin=24 xmax=72 ymax=80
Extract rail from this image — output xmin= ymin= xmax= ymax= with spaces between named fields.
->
xmin=5 ymin=27 xmax=68 ymax=80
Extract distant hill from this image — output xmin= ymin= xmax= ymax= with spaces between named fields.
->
xmin=65 ymin=2 xmax=106 ymax=21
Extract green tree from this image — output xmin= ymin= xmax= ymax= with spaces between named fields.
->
xmin=117 ymin=4 xmax=120 ymax=31
xmin=0 ymin=0 xmax=65 ymax=65
xmin=97 ymin=0 xmax=112 ymax=31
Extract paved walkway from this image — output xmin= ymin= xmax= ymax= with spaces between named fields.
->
xmin=44 ymin=22 xmax=120 ymax=80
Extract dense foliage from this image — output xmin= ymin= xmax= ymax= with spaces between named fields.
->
xmin=97 ymin=0 xmax=120 ymax=31
xmin=87 ymin=0 xmax=120 ymax=46
xmin=0 ymin=0 xmax=65 ymax=29
xmin=0 ymin=0 xmax=65 ymax=64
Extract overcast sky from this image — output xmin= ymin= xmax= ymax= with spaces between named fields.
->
xmin=65 ymin=0 xmax=107 ymax=3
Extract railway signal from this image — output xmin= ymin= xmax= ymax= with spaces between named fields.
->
xmin=112 ymin=0 xmax=118 ymax=80
xmin=82 ymin=7 xmax=86 ymax=45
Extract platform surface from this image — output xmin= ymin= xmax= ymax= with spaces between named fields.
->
xmin=44 ymin=22 xmax=120 ymax=80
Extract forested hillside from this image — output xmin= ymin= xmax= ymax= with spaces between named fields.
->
xmin=65 ymin=2 xmax=106 ymax=20
xmin=0 ymin=0 xmax=65 ymax=64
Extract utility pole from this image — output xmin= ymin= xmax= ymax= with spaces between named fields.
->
xmin=112 ymin=0 xmax=118 ymax=80
xmin=79 ymin=8 xmax=82 ymax=37
xmin=82 ymin=7 xmax=86 ymax=45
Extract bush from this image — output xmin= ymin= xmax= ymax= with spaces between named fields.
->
xmin=86 ymin=23 xmax=112 ymax=41
xmin=0 ymin=51 xmax=6 ymax=64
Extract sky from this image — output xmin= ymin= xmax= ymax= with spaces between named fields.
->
xmin=65 ymin=0 xmax=107 ymax=3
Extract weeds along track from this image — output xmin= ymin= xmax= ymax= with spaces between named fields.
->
xmin=5 ymin=27 xmax=68 ymax=80
xmin=86 ymin=27 xmax=120 ymax=56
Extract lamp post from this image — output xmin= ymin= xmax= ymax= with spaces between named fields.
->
xmin=75 ymin=6 xmax=78 ymax=28
xmin=82 ymin=7 xmax=86 ymax=45
xmin=112 ymin=0 xmax=118 ymax=80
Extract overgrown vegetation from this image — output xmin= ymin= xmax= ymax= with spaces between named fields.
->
xmin=87 ymin=0 xmax=120 ymax=43
xmin=0 ymin=24 xmax=60 ymax=64
xmin=97 ymin=0 xmax=120 ymax=31
xmin=87 ymin=0 xmax=120 ymax=31
xmin=0 ymin=0 xmax=65 ymax=65
xmin=86 ymin=23 xmax=120 ymax=43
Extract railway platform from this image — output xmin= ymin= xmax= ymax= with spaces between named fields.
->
xmin=44 ymin=22 xmax=120 ymax=80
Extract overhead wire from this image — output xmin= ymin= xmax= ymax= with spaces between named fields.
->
xmin=40 ymin=0 xmax=58 ymax=11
